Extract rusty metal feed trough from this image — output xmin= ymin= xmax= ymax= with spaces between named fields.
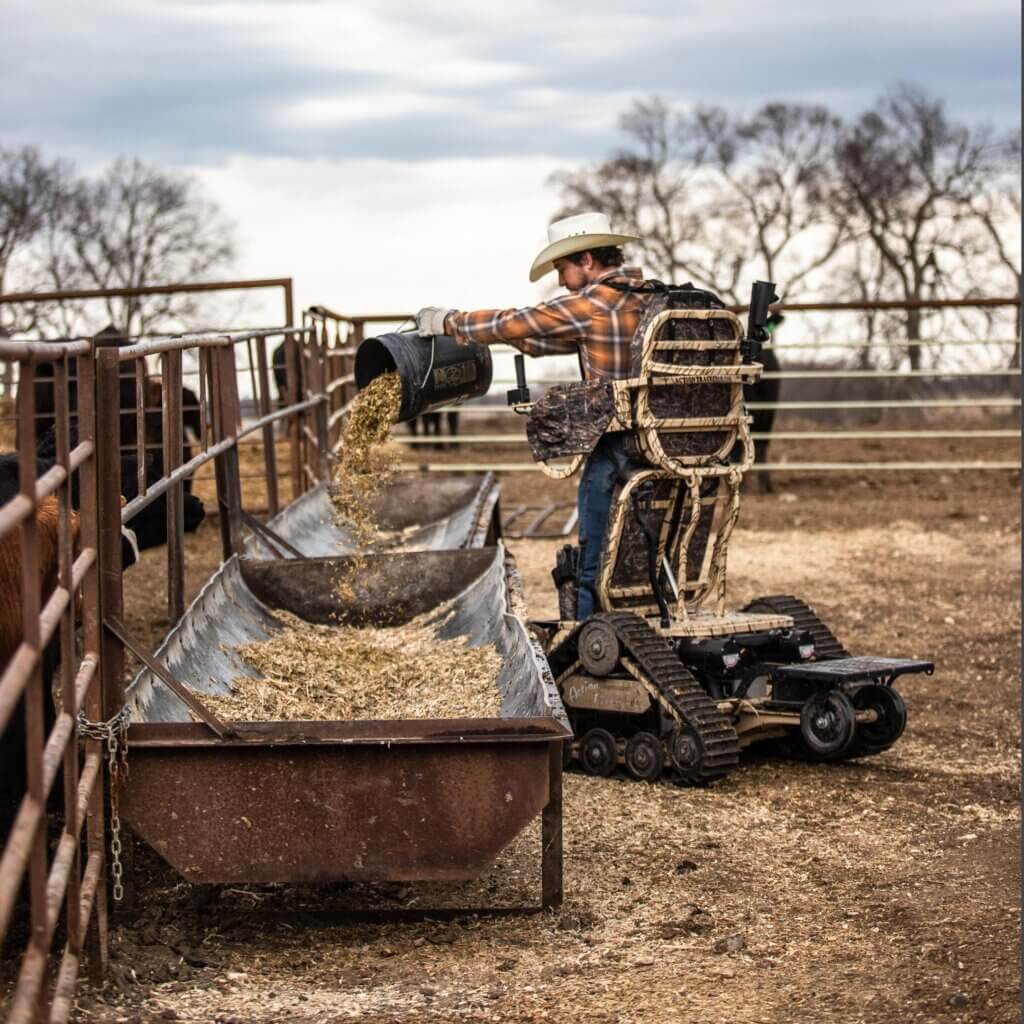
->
xmin=121 ymin=542 xmax=568 ymax=905
xmin=244 ymin=472 xmax=500 ymax=558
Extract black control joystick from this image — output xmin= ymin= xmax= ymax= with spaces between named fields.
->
xmin=742 ymin=280 xmax=779 ymax=365
xmin=507 ymin=353 xmax=532 ymax=410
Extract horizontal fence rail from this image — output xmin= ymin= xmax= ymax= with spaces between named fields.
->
xmin=393 ymin=461 xmax=1021 ymax=473
xmin=306 ymin=297 xmax=1019 ymax=475
xmin=0 ymin=277 xmax=294 ymax=321
xmin=394 ymin=429 xmax=1020 ymax=444
xmin=483 ymin=368 xmax=1020 ymax=385
xmin=426 ymin=398 xmax=1022 ymax=413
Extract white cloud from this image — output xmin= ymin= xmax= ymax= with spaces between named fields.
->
xmin=3 ymin=0 xmax=1017 ymax=169
xmin=163 ymin=1 xmax=532 ymax=87
xmin=190 ymin=154 xmax=573 ymax=322
xmin=283 ymin=92 xmax=460 ymax=128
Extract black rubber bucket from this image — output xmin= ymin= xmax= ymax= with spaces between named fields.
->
xmin=354 ymin=332 xmax=492 ymax=423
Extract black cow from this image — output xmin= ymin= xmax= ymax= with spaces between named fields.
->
xmin=272 ymin=341 xmax=290 ymax=408
xmin=753 ymin=314 xmax=784 ymax=493
xmin=33 ymin=421 xmax=204 ymax=556
xmin=739 ymin=313 xmax=783 ymax=494
xmin=32 ymin=334 xmax=207 ymax=538
xmin=33 ymin=327 xmax=203 ymax=496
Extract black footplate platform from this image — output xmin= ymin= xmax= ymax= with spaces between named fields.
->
xmin=772 ymin=656 xmax=935 ymax=687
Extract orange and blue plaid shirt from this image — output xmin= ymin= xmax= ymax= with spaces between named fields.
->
xmin=445 ymin=267 xmax=649 ymax=381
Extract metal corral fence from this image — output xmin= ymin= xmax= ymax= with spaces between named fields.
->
xmin=308 ymin=295 xmax=1020 ymax=475
xmin=0 ymin=339 xmax=105 ymax=1024
xmin=0 ymin=280 xmax=340 ymax=510
xmin=0 ymin=321 xmax=331 ymax=1022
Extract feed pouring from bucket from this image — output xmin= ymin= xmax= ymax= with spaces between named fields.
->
xmin=354 ymin=331 xmax=493 ymax=424
xmin=330 ymin=371 xmax=403 ymax=546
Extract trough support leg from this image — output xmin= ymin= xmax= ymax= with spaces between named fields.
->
xmin=541 ymin=741 xmax=563 ymax=909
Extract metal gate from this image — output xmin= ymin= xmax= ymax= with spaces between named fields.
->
xmin=0 ymin=339 xmax=107 ymax=1024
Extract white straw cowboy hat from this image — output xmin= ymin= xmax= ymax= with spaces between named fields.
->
xmin=529 ymin=211 xmax=640 ymax=283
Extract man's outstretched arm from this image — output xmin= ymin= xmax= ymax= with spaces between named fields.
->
xmin=441 ymin=294 xmax=591 ymax=357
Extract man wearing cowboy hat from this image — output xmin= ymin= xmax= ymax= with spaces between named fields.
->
xmin=415 ymin=211 xmax=653 ymax=619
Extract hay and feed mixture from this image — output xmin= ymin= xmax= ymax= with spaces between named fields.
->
xmin=205 ymin=610 xmax=503 ymax=722
xmin=330 ymin=371 xmax=403 ymax=546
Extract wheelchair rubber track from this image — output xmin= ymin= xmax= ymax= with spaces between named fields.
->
xmin=742 ymin=594 xmax=849 ymax=659
xmin=603 ymin=613 xmax=740 ymax=784
xmin=544 ymin=612 xmax=736 ymax=785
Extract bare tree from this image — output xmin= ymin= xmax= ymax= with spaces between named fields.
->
xmin=552 ymin=98 xmax=852 ymax=304
xmin=38 ymin=157 xmax=237 ymax=336
xmin=834 ymin=83 xmax=1010 ymax=369
xmin=0 ymin=146 xmax=72 ymax=335
xmin=694 ymin=101 xmax=851 ymax=298
xmin=969 ymin=130 xmax=1021 ymax=366
xmin=830 ymin=236 xmax=906 ymax=369
xmin=551 ymin=98 xmax=741 ymax=293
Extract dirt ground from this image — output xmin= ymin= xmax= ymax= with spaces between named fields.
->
xmin=3 ymin=446 xmax=1020 ymax=1023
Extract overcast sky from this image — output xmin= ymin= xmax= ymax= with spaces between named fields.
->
xmin=2 ymin=0 xmax=1020 ymax=322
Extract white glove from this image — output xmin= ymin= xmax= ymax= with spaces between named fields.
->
xmin=416 ymin=306 xmax=452 ymax=337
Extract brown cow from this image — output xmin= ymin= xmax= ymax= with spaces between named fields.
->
xmin=0 ymin=491 xmax=82 ymax=848
xmin=0 ymin=496 xmax=81 ymax=666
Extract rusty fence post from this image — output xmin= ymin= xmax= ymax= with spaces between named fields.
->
xmin=95 ymin=345 xmax=126 ymax=725
xmin=254 ymin=335 xmax=280 ymax=517
xmin=53 ymin=358 xmax=82 ymax=965
xmin=339 ymin=318 xmax=364 ymax=459
xmin=307 ymin=328 xmax=330 ymax=485
xmin=211 ymin=343 xmax=244 ymax=558
xmin=93 ymin=339 xmax=127 ymax=993
xmin=283 ymin=282 xmax=303 ymax=502
xmin=14 ymin=359 xmax=47 ymax=1020
xmin=324 ymin=320 xmax=340 ymax=449
xmin=161 ymin=349 xmax=185 ymax=624
xmin=286 ymin=333 xmax=302 ymax=501
xmin=75 ymin=346 xmax=109 ymax=980
xmin=346 ymin=318 xmax=361 ymax=411
xmin=210 ymin=346 xmax=231 ymax=560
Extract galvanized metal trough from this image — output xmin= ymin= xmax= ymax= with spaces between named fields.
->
xmin=244 ymin=471 xmax=500 ymax=558
xmin=121 ymin=532 xmax=568 ymax=906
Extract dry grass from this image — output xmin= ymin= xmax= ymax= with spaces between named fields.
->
xmin=205 ymin=610 xmax=502 ymax=722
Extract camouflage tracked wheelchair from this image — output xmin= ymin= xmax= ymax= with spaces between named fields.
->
xmin=515 ymin=280 xmax=933 ymax=785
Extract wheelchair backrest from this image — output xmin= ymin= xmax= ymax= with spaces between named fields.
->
xmin=597 ymin=290 xmax=761 ymax=618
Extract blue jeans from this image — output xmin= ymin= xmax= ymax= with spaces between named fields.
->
xmin=575 ymin=434 xmax=636 ymax=619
